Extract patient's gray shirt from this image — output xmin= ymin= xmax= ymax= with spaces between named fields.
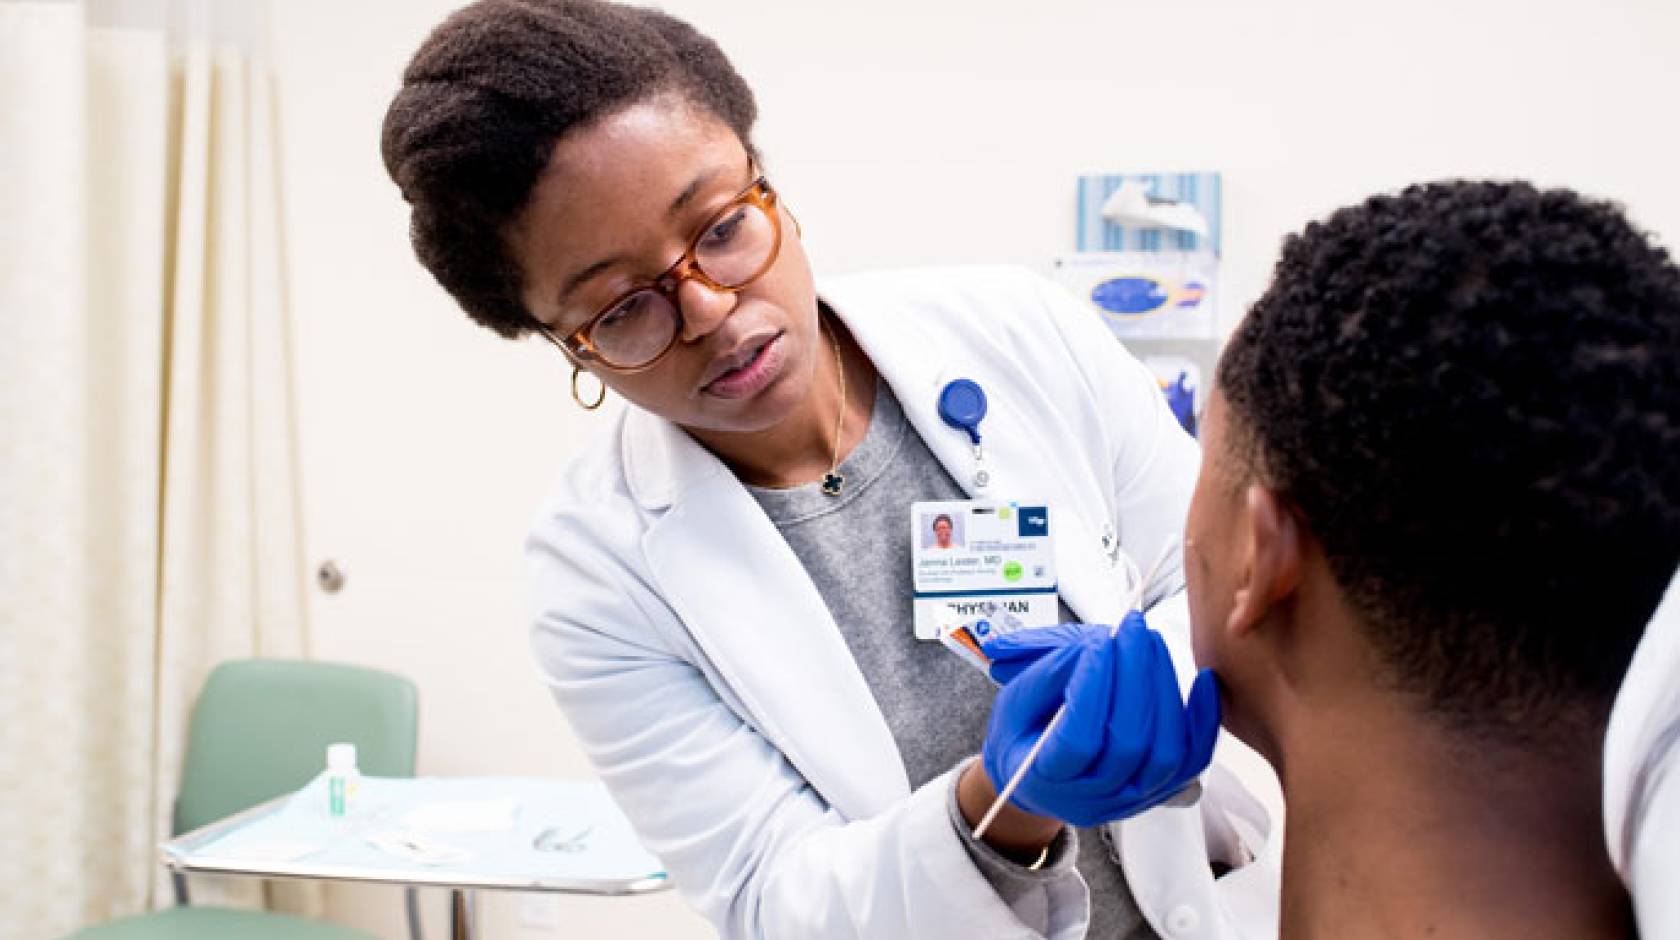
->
xmin=749 ymin=380 xmax=1155 ymax=940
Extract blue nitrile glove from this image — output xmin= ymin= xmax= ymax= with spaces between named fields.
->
xmin=979 ymin=613 xmax=1221 ymax=827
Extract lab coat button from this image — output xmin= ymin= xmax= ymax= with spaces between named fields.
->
xmin=1166 ymin=904 xmax=1201 ymax=935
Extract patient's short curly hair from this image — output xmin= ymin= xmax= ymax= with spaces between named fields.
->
xmin=1218 ymin=180 xmax=1680 ymax=739
xmin=381 ymin=0 xmax=758 ymax=338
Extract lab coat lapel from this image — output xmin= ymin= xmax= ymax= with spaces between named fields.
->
xmin=984 ymin=385 xmax=1130 ymax=625
xmin=837 ymin=295 xmax=1129 ymax=628
xmin=628 ymin=412 xmax=909 ymax=821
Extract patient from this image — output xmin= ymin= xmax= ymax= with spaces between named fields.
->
xmin=1184 ymin=181 xmax=1680 ymax=937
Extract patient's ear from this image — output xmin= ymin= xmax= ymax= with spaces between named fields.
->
xmin=1227 ymin=484 xmax=1302 ymax=638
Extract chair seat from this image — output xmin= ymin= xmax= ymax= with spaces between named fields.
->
xmin=68 ymin=905 xmax=379 ymax=940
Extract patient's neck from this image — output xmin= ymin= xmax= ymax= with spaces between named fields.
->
xmin=1277 ymin=703 xmax=1631 ymax=939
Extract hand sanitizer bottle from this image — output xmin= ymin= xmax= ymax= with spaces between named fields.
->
xmin=326 ymin=742 xmax=361 ymax=818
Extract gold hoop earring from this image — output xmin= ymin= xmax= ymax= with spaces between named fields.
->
xmin=572 ymin=366 xmax=607 ymax=410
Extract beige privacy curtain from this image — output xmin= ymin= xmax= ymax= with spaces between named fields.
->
xmin=0 ymin=1 xmax=309 ymax=937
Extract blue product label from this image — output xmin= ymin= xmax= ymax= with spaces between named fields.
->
xmin=1090 ymin=277 xmax=1170 ymax=316
xmin=329 ymin=777 xmax=345 ymax=816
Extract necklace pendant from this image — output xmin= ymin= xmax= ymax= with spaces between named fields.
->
xmin=820 ymin=471 xmax=845 ymax=497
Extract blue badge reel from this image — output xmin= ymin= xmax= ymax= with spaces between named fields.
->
xmin=938 ymin=379 xmax=986 ymax=444
xmin=939 ymin=379 xmax=990 ymax=489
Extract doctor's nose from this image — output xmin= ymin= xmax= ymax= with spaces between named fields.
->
xmin=676 ymin=278 xmax=738 ymax=344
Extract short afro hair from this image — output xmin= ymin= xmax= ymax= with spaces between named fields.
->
xmin=1218 ymin=180 xmax=1680 ymax=740
xmin=380 ymin=0 xmax=758 ymax=338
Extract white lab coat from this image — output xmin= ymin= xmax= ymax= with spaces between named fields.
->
xmin=1604 ymin=568 xmax=1680 ymax=937
xmin=527 ymin=266 xmax=1279 ymax=940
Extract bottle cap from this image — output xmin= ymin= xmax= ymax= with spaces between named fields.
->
xmin=327 ymin=742 xmax=358 ymax=771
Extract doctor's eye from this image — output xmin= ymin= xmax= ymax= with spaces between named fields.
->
xmin=699 ymin=208 xmax=748 ymax=249
xmin=599 ymin=291 xmax=657 ymax=328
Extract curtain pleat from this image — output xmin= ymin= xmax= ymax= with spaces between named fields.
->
xmin=0 ymin=3 xmax=309 ymax=936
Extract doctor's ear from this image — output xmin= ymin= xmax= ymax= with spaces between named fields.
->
xmin=1226 ymin=483 xmax=1302 ymax=639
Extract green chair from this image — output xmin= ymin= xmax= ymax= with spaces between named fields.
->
xmin=68 ymin=659 xmax=420 ymax=940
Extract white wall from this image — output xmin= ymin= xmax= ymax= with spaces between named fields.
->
xmin=267 ymin=1 xmax=1680 ymax=936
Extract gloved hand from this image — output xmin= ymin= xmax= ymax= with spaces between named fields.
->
xmin=979 ymin=613 xmax=1221 ymax=826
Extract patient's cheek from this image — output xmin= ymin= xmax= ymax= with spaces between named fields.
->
xmin=1184 ymin=543 xmax=1219 ymax=670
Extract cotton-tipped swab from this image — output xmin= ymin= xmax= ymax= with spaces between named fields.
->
xmin=971 ymin=537 xmax=1181 ymax=840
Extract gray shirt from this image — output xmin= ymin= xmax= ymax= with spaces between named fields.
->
xmin=749 ymin=379 xmax=1154 ymax=939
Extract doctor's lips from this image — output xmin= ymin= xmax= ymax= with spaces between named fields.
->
xmin=699 ymin=329 xmax=785 ymax=399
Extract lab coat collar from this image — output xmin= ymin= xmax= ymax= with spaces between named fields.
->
xmin=1604 ymin=566 xmax=1680 ymax=877
xmin=619 ymin=402 xmax=715 ymax=511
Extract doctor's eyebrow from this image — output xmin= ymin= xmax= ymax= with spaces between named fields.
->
xmin=556 ymin=257 xmax=623 ymax=312
xmin=666 ymin=166 xmax=723 ymax=219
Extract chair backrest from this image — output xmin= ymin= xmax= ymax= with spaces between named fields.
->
xmin=174 ymin=659 xmax=419 ymax=835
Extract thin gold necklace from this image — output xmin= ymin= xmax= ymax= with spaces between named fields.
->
xmin=820 ymin=318 xmax=846 ymax=497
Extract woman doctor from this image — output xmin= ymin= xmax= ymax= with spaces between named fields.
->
xmin=381 ymin=2 xmax=1276 ymax=937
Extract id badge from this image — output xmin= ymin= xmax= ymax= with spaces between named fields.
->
xmin=910 ymin=499 xmax=1058 ymax=640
